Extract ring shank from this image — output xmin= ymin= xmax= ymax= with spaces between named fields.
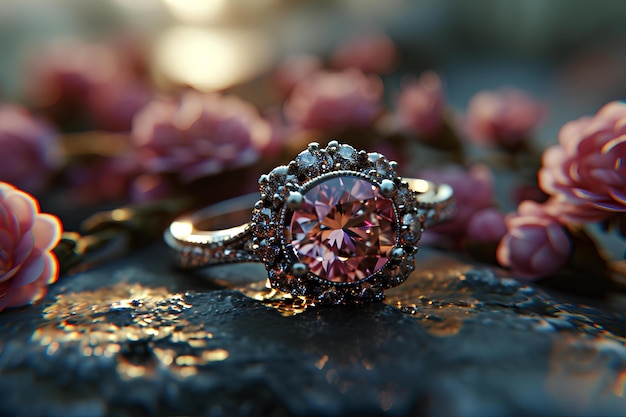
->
xmin=165 ymin=178 xmax=454 ymax=268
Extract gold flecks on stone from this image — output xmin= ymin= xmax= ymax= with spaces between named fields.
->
xmin=233 ymin=279 xmax=315 ymax=317
xmin=228 ymin=254 xmax=626 ymax=352
xmin=32 ymin=283 xmax=228 ymax=380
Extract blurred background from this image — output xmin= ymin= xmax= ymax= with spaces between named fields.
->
xmin=1 ymin=0 xmax=626 ymax=140
xmin=1 ymin=0 xmax=626 ymax=260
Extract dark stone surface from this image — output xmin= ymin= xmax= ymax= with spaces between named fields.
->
xmin=0 ymin=244 xmax=625 ymax=417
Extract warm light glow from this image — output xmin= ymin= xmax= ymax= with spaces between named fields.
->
xmin=170 ymin=220 xmax=193 ymax=239
xmin=161 ymin=0 xmax=228 ymax=22
xmin=410 ymin=179 xmax=430 ymax=193
xmin=112 ymin=0 xmax=162 ymax=12
xmin=111 ymin=208 xmax=132 ymax=222
xmin=154 ymin=26 xmax=274 ymax=92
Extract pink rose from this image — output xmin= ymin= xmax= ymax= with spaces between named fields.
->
xmin=396 ymin=71 xmax=445 ymax=138
xmin=25 ymin=40 xmax=121 ymax=112
xmin=86 ymin=78 xmax=153 ymax=132
xmin=465 ymin=88 xmax=545 ymax=150
xmin=330 ymin=33 xmax=398 ymax=74
xmin=25 ymin=40 xmax=151 ymax=131
xmin=272 ymin=54 xmax=323 ymax=98
xmin=497 ymin=200 xmax=572 ymax=280
xmin=541 ymin=196 xmax=611 ymax=224
xmin=132 ymin=91 xmax=271 ymax=183
xmin=0 ymin=182 xmax=62 ymax=311
xmin=418 ymin=164 xmax=495 ymax=239
xmin=284 ymin=68 xmax=383 ymax=131
xmin=539 ymin=101 xmax=626 ymax=223
xmin=0 ymin=104 xmax=60 ymax=193
xmin=466 ymin=207 xmax=507 ymax=242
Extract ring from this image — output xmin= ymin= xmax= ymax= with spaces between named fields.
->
xmin=165 ymin=141 xmax=455 ymax=304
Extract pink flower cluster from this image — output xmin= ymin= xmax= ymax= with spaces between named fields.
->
xmin=284 ymin=68 xmax=383 ymax=131
xmin=0 ymin=182 xmax=61 ymax=311
xmin=396 ymin=72 xmax=446 ymax=139
xmin=132 ymin=91 xmax=271 ymax=183
xmin=26 ymin=39 xmax=152 ymax=132
xmin=497 ymin=201 xmax=571 ymax=279
xmin=418 ymin=164 xmax=506 ymax=242
xmin=465 ymin=88 xmax=545 ymax=150
xmin=0 ymin=104 xmax=60 ymax=193
xmin=497 ymin=101 xmax=626 ymax=279
xmin=330 ymin=33 xmax=399 ymax=75
xmin=539 ymin=101 xmax=626 ymax=223
xmin=3 ymin=31 xmax=622 ymax=289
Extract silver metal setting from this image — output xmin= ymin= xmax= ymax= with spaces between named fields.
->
xmin=164 ymin=141 xmax=456 ymax=304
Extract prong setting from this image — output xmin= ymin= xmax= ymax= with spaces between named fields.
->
xmin=379 ymin=179 xmax=397 ymax=197
xmin=286 ymin=191 xmax=304 ymax=209
xmin=291 ymin=262 xmax=308 ymax=277
xmin=251 ymin=141 xmax=424 ymax=305
xmin=389 ymin=246 xmax=406 ymax=262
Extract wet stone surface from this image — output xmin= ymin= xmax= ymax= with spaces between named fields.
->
xmin=0 ymin=244 xmax=625 ymax=416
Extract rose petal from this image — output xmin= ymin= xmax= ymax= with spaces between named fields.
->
xmin=530 ymin=244 xmax=562 ymax=275
xmin=587 ymin=167 xmax=622 ymax=187
xmin=42 ymin=252 xmax=59 ymax=285
xmin=12 ymin=232 xmax=35 ymax=269
xmin=0 ymin=232 xmax=34 ymax=284
xmin=545 ymin=223 xmax=571 ymax=258
xmin=4 ymin=189 xmax=36 ymax=234
xmin=0 ymin=203 xmax=11 ymax=229
xmin=570 ymin=187 xmax=605 ymax=202
xmin=589 ymin=200 xmax=626 ymax=212
xmin=7 ymin=252 xmax=57 ymax=303
xmin=31 ymin=214 xmax=62 ymax=251
xmin=496 ymin=235 xmax=512 ymax=266
xmin=508 ymin=227 xmax=545 ymax=265
xmin=0 ymin=228 xmax=14 ymax=255
xmin=7 ymin=248 xmax=44 ymax=288
xmin=601 ymin=134 xmax=626 ymax=153
xmin=609 ymin=187 xmax=626 ymax=205
xmin=3 ymin=280 xmax=47 ymax=309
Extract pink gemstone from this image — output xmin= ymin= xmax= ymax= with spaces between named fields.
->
xmin=287 ymin=176 xmax=397 ymax=283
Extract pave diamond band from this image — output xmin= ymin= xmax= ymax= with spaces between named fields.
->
xmin=165 ymin=141 xmax=455 ymax=304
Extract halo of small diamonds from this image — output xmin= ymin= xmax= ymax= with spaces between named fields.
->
xmin=251 ymin=141 xmax=424 ymax=304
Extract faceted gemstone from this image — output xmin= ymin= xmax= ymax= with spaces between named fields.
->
xmin=286 ymin=175 xmax=397 ymax=283
xmin=297 ymin=150 xmax=317 ymax=167
xmin=402 ymin=213 xmax=422 ymax=244
xmin=337 ymin=145 xmax=356 ymax=161
xmin=333 ymin=144 xmax=358 ymax=169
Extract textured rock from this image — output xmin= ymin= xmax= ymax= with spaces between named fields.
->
xmin=0 ymin=244 xmax=624 ymax=417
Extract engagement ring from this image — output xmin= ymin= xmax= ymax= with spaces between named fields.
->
xmin=165 ymin=141 xmax=455 ymax=304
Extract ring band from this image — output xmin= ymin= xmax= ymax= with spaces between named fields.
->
xmin=165 ymin=141 xmax=455 ymax=304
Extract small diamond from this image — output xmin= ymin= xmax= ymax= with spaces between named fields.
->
xmin=296 ymin=150 xmax=332 ymax=180
xmin=402 ymin=213 xmax=422 ymax=244
xmin=333 ymin=144 xmax=358 ymax=169
xmin=337 ymin=144 xmax=356 ymax=161
xmin=367 ymin=152 xmax=394 ymax=177
xmin=252 ymin=206 xmax=275 ymax=237
xmin=269 ymin=165 xmax=289 ymax=180
xmin=297 ymin=150 xmax=316 ymax=167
